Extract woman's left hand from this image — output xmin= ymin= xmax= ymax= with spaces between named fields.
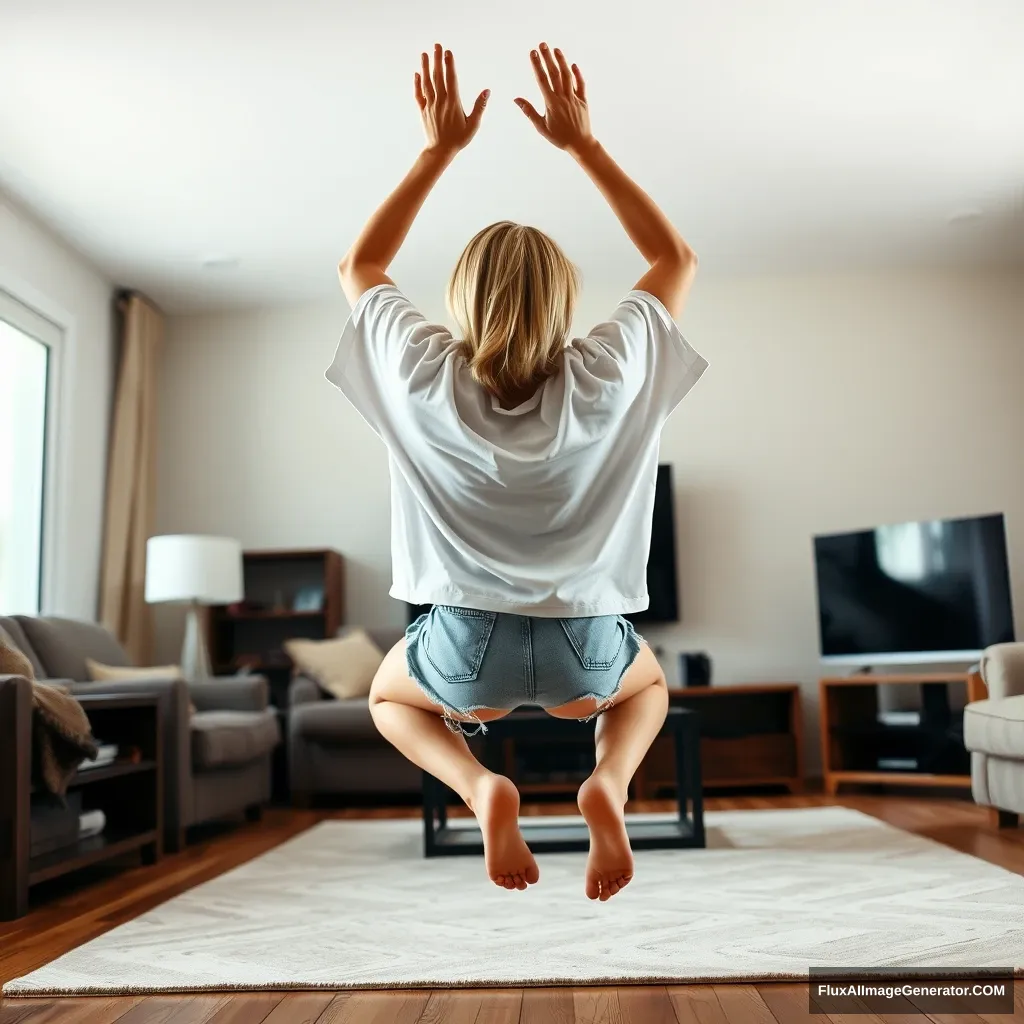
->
xmin=416 ymin=44 xmax=489 ymax=156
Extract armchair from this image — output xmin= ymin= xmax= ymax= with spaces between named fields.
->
xmin=0 ymin=615 xmax=280 ymax=851
xmin=964 ymin=642 xmax=1024 ymax=827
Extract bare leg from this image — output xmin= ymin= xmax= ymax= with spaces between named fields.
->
xmin=368 ymin=640 xmax=539 ymax=891
xmin=546 ymin=642 xmax=668 ymax=901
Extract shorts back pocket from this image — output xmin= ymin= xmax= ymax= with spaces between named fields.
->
xmin=423 ymin=606 xmax=497 ymax=683
xmin=559 ymin=616 xmax=626 ymax=670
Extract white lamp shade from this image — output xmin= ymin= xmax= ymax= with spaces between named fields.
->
xmin=145 ymin=535 xmax=243 ymax=605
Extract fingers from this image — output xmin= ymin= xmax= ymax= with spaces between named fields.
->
xmin=538 ymin=42 xmax=563 ymax=94
xmin=414 ymin=72 xmax=426 ymax=110
xmin=552 ymin=46 xmax=573 ymax=93
xmin=514 ymin=97 xmax=548 ymax=137
xmin=443 ymin=48 xmax=459 ymax=100
xmin=571 ymin=62 xmax=587 ymax=102
xmin=467 ymin=88 xmax=490 ymax=130
xmin=530 ymin=48 xmax=554 ymax=98
xmin=420 ymin=51 xmax=435 ymax=103
xmin=431 ymin=42 xmax=445 ymax=100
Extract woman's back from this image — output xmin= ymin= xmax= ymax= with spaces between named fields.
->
xmin=326 ymin=283 xmax=707 ymax=616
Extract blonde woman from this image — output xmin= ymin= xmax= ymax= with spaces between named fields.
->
xmin=330 ymin=42 xmax=705 ymax=901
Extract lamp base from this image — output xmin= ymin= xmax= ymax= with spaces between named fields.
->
xmin=181 ymin=601 xmax=212 ymax=682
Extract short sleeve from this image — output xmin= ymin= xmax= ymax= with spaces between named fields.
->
xmin=325 ymin=284 xmax=452 ymax=435
xmin=579 ymin=290 xmax=708 ymax=414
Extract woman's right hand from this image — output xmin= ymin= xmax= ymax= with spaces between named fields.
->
xmin=515 ymin=43 xmax=594 ymax=155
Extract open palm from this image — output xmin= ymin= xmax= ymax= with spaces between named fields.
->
xmin=415 ymin=44 xmax=489 ymax=154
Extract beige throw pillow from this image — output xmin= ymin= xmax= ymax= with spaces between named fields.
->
xmin=285 ymin=630 xmax=384 ymax=700
xmin=86 ymin=660 xmax=182 ymax=682
xmin=86 ymin=660 xmax=197 ymax=715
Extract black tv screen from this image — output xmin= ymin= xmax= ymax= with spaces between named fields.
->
xmin=813 ymin=513 xmax=1014 ymax=664
xmin=627 ymin=463 xmax=679 ymax=625
xmin=407 ymin=464 xmax=679 ymax=625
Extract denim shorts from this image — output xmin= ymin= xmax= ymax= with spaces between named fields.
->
xmin=405 ymin=606 xmax=644 ymax=735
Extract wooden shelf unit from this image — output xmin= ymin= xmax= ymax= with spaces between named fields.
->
xmin=819 ymin=672 xmax=986 ymax=795
xmin=209 ymin=548 xmax=344 ymax=699
xmin=637 ymin=683 xmax=805 ymax=797
xmin=2 ymin=693 xmax=163 ymax=920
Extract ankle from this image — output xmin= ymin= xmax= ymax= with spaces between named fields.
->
xmin=581 ymin=769 xmax=628 ymax=807
xmin=464 ymin=771 xmax=504 ymax=813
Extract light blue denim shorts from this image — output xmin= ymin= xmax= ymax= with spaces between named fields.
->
xmin=405 ymin=606 xmax=644 ymax=735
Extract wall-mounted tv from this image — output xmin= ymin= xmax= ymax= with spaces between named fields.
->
xmin=813 ymin=512 xmax=1014 ymax=665
xmin=407 ymin=463 xmax=680 ymax=625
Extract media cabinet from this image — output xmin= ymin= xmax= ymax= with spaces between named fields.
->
xmin=819 ymin=671 xmax=986 ymax=794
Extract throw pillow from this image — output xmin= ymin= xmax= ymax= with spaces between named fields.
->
xmin=285 ymin=629 xmax=385 ymax=700
xmin=85 ymin=660 xmax=197 ymax=716
xmin=85 ymin=660 xmax=182 ymax=682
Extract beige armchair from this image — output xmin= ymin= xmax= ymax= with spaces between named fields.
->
xmin=964 ymin=642 xmax=1024 ymax=827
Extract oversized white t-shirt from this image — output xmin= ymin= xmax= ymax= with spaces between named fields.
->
xmin=326 ymin=284 xmax=707 ymax=616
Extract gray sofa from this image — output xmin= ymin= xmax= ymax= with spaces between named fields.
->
xmin=287 ymin=628 xmax=422 ymax=802
xmin=965 ymin=642 xmax=1024 ymax=827
xmin=0 ymin=615 xmax=280 ymax=850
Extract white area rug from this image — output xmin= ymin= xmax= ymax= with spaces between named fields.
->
xmin=6 ymin=807 xmax=1024 ymax=994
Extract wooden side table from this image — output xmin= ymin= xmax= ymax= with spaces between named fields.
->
xmin=636 ymin=683 xmax=804 ymax=798
xmin=1 ymin=691 xmax=163 ymax=920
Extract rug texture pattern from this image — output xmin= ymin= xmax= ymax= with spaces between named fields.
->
xmin=6 ymin=807 xmax=1023 ymax=994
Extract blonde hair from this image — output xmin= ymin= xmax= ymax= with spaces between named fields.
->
xmin=446 ymin=222 xmax=579 ymax=404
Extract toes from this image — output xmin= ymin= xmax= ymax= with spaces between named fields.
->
xmin=514 ymin=873 xmax=527 ymax=891
xmin=585 ymin=874 xmax=601 ymax=900
xmin=504 ymin=876 xmax=516 ymax=889
xmin=526 ymin=862 xmax=540 ymax=884
xmin=607 ymin=880 xmax=620 ymax=896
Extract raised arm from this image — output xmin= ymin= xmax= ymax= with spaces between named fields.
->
xmin=515 ymin=43 xmax=697 ymax=319
xmin=338 ymin=44 xmax=490 ymax=307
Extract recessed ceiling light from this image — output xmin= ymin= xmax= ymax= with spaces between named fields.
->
xmin=200 ymin=254 xmax=240 ymax=270
xmin=946 ymin=208 xmax=984 ymax=227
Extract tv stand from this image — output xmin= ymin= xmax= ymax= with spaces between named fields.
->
xmin=819 ymin=671 xmax=986 ymax=794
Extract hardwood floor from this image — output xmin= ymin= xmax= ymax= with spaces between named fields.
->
xmin=2 ymin=792 xmax=1022 ymax=1024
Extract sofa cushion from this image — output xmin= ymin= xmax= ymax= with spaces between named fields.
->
xmin=290 ymin=697 xmax=378 ymax=745
xmin=0 ymin=617 xmax=46 ymax=678
xmin=15 ymin=617 xmax=130 ymax=682
xmin=191 ymin=708 xmax=280 ymax=770
xmin=964 ymin=695 xmax=1024 ymax=760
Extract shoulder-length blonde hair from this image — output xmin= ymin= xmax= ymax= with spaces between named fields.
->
xmin=446 ymin=222 xmax=579 ymax=404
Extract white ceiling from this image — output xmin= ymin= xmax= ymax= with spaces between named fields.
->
xmin=2 ymin=0 xmax=1023 ymax=313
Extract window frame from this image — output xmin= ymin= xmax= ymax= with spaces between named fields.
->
xmin=0 ymin=275 xmax=71 ymax=615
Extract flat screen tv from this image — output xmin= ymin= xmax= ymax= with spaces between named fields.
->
xmin=813 ymin=513 xmax=1014 ymax=665
xmin=407 ymin=463 xmax=679 ymax=625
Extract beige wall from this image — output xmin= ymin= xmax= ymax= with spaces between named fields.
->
xmin=0 ymin=193 xmax=114 ymax=618
xmin=157 ymin=269 xmax=1024 ymax=762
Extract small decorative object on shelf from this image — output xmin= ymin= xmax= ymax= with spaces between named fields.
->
xmin=293 ymin=585 xmax=325 ymax=612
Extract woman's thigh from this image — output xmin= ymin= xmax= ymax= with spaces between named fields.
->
xmin=369 ymin=639 xmax=511 ymax=724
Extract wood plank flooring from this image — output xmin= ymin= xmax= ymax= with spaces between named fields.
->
xmin=2 ymin=793 xmax=1022 ymax=1024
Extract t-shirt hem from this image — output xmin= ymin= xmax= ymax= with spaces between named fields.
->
xmin=390 ymin=586 xmax=650 ymax=618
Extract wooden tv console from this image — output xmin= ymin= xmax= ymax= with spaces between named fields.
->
xmin=819 ymin=671 xmax=986 ymax=795
xmin=635 ymin=683 xmax=804 ymax=797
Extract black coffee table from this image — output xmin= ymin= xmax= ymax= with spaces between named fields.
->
xmin=422 ymin=706 xmax=704 ymax=857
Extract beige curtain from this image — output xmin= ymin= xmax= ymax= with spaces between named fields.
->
xmin=99 ymin=293 xmax=163 ymax=663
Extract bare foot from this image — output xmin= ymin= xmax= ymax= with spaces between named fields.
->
xmin=577 ymin=772 xmax=633 ymax=901
xmin=469 ymin=774 xmax=539 ymax=891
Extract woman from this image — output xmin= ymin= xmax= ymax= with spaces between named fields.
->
xmin=330 ymin=42 xmax=705 ymax=901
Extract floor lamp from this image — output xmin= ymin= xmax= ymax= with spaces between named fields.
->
xmin=145 ymin=535 xmax=243 ymax=682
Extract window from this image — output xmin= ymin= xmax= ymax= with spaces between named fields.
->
xmin=0 ymin=290 xmax=59 ymax=614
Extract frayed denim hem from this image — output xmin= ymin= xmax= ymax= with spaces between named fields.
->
xmin=572 ymin=622 xmax=644 ymax=723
